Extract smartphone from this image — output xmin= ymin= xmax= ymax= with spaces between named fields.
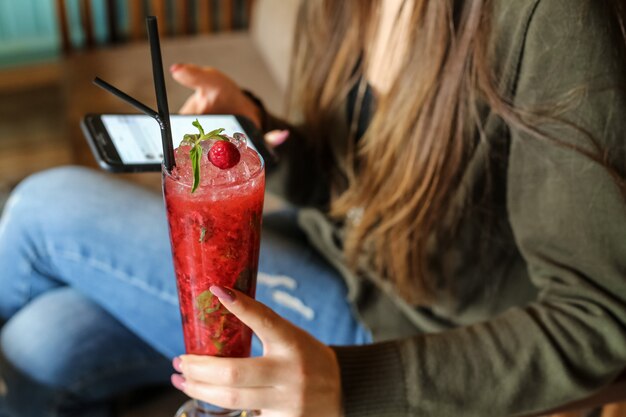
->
xmin=81 ymin=113 xmax=276 ymax=173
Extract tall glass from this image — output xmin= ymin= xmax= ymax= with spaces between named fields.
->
xmin=162 ymin=146 xmax=265 ymax=417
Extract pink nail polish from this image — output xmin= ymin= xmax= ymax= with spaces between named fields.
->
xmin=275 ymin=130 xmax=290 ymax=143
xmin=210 ymin=285 xmax=236 ymax=303
xmin=171 ymin=374 xmax=186 ymax=391
xmin=173 ymin=357 xmax=183 ymax=372
xmin=266 ymin=130 xmax=290 ymax=146
xmin=170 ymin=63 xmax=182 ymax=73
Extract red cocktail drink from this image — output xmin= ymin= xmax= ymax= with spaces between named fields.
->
xmin=163 ymin=136 xmax=264 ymax=358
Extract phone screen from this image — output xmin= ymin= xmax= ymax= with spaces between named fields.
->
xmin=100 ymin=114 xmax=252 ymax=165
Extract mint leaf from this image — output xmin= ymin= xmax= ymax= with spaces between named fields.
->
xmin=203 ymin=127 xmax=225 ymax=139
xmin=212 ymin=339 xmax=224 ymax=352
xmin=195 ymin=290 xmax=214 ymax=310
xmin=190 ymin=144 xmax=202 ymax=193
xmin=192 ymin=119 xmax=205 ymax=136
xmin=195 ymin=290 xmax=219 ymax=322
xmin=203 ymin=306 xmax=220 ymax=314
xmin=199 ymin=226 xmax=207 ymax=243
xmin=189 ymin=120 xmax=206 ymax=193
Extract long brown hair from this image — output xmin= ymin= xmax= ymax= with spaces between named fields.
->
xmin=287 ymin=0 xmax=626 ymax=304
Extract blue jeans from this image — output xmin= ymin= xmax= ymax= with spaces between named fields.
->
xmin=0 ymin=167 xmax=371 ymax=417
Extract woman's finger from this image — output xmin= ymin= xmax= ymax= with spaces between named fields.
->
xmin=209 ymin=286 xmax=297 ymax=349
xmin=173 ymin=374 xmax=281 ymax=411
xmin=177 ymin=355 xmax=284 ymax=387
xmin=178 ymin=95 xmax=200 ymax=114
xmin=170 ymin=63 xmax=215 ymax=89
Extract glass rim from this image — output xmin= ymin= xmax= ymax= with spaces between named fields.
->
xmin=162 ymin=149 xmax=265 ymax=191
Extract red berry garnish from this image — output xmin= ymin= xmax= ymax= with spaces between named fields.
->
xmin=208 ymin=140 xmax=241 ymax=169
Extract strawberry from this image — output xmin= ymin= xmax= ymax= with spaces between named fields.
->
xmin=208 ymin=140 xmax=241 ymax=169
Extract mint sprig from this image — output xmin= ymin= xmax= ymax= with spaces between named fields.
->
xmin=194 ymin=290 xmax=230 ymax=353
xmin=183 ymin=119 xmax=229 ymax=193
xmin=192 ymin=119 xmax=205 ymax=136
xmin=195 ymin=290 xmax=220 ymax=322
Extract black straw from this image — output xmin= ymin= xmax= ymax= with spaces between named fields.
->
xmin=93 ymin=77 xmax=159 ymax=119
xmin=92 ymin=16 xmax=176 ymax=173
xmin=146 ymin=16 xmax=175 ymax=172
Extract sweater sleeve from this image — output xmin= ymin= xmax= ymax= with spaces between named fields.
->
xmin=242 ymin=88 xmax=301 ymax=157
xmin=243 ymin=90 xmax=333 ymax=206
xmin=333 ymin=1 xmax=626 ymax=416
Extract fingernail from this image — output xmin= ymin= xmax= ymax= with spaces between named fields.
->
xmin=170 ymin=63 xmax=183 ymax=73
xmin=265 ymin=129 xmax=290 ymax=146
xmin=173 ymin=357 xmax=183 ymax=373
xmin=210 ymin=285 xmax=236 ymax=303
xmin=171 ymin=374 xmax=186 ymax=391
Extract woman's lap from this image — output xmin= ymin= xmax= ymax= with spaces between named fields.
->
xmin=0 ymin=167 xmax=369 ymax=408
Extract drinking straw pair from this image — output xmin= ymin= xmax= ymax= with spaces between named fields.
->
xmin=94 ymin=16 xmax=176 ymax=172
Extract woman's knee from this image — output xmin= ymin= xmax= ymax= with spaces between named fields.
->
xmin=1 ymin=288 xmax=171 ymax=395
xmin=0 ymin=168 xmax=100 ymax=321
xmin=0 ymin=289 xmax=118 ymax=417
xmin=2 ymin=166 xmax=102 ymax=224
xmin=11 ymin=165 xmax=99 ymax=202
xmin=0 ymin=288 xmax=103 ymax=390
xmin=1 ymin=165 xmax=159 ymax=248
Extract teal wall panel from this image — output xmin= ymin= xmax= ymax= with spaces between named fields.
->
xmin=0 ymin=0 xmax=112 ymax=68
xmin=0 ymin=0 xmax=250 ymax=69
xmin=0 ymin=0 xmax=60 ymax=68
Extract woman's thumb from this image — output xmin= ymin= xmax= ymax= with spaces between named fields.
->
xmin=170 ymin=63 xmax=211 ymax=89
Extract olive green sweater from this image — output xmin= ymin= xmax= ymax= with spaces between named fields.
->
xmin=261 ymin=0 xmax=626 ymax=415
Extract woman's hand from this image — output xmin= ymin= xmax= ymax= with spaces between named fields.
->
xmin=170 ymin=63 xmax=262 ymax=129
xmin=171 ymin=286 xmax=343 ymax=417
